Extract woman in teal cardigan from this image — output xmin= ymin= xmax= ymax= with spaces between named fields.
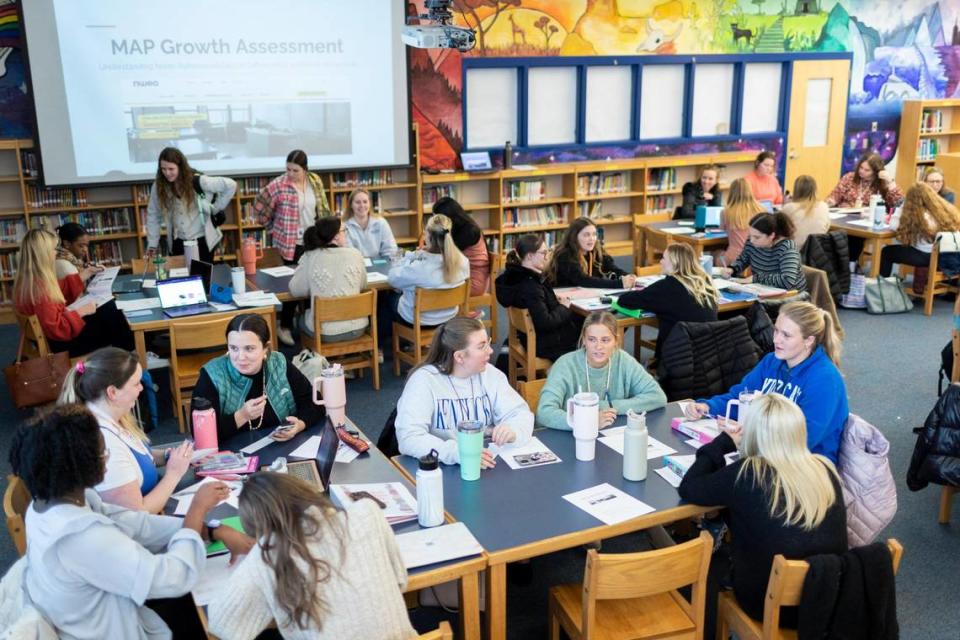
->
xmin=537 ymin=312 xmax=667 ymax=429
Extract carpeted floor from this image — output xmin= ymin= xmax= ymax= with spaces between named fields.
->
xmin=0 ymin=293 xmax=957 ymax=639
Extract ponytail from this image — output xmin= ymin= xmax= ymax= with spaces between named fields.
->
xmin=779 ymin=301 xmax=842 ymax=367
xmin=423 ymin=214 xmax=467 ymax=284
xmin=819 ymin=311 xmax=842 ymax=366
xmin=506 ymin=233 xmax=544 ymax=268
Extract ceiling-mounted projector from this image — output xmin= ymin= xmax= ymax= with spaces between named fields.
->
xmin=402 ymin=0 xmax=476 ymax=52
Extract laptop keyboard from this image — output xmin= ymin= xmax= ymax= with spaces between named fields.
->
xmin=287 ymin=463 xmax=317 ymax=485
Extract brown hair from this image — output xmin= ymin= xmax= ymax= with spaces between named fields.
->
xmin=723 ymin=178 xmax=766 ymax=231
xmin=754 ymin=151 xmax=777 ymax=169
xmin=778 ymin=301 xmax=842 ymax=367
xmin=896 ymin=182 xmax=960 ymax=247
xmin=578 ymin=311 xmax=619 ymax=349
xmin=505 ymin=233 xmax=545 ymax=267
xmin=14 ymin=229 xmax=63 ymax=307
xmin=749 ymin=211 xmax=795 ymax=240
xmin=790 ymin=175 xmax=819 ymax=218
xmin=238 ymin=472 xmax=346 ymax=631
xmin=154 ymin=147 xmax=196 ymax=212
xmin=286 ymin=149 xmax=309 ymax=170
xmin=411 ymin=316 xmax=485 ymax=377
xmin=699 ymin=164 xmax=720 ymax=181
xmin=545 ymin=217 xmax=613 ymax=285
xmin=853 ymin=152 xmax=890 ymax=200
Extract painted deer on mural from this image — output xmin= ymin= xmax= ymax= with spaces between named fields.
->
xmin=731 ymin=23 xmax=754 ymax=46
xmin=508 ymin=14 xmax=526 ymax=46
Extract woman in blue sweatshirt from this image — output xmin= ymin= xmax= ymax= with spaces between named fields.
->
xmin=684 ymin=301 xmax=847 ymax=463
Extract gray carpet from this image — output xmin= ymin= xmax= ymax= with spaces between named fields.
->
xmin=1 ymin=295 xmax=958 ymax=639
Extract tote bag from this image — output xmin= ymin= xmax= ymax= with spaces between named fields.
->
xmin=3 ymin=334 xmax=71 ymax=409
xmin=864 ymin=276 xmax=913 ymax=314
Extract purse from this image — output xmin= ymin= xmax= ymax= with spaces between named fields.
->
xmin=3 ymin=334 xmax=72 ymax=409
xmin=864 ymin=276 xmax=913 ymax=314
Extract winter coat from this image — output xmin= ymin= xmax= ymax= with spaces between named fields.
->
xmin=907 ymin=383 xmax=960 ymax=490
xmin=657 ymin=316 xmax=761 ymax=402
xmin=0 ymin=558 xmax=58 ymax=640
xmin=800 ymin=231 xmax=851 ymax=301
xmin=838 ymin=414 xmax=897 ymax=547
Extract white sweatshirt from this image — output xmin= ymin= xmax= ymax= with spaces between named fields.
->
xmin=396 ymin=365 xmax=534 ymax=465
xmin=387 ymin=250 xmax=469 ymax=326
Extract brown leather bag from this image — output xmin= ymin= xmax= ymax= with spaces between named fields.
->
xmin=3 ymin=334 xmax=71 ymax=409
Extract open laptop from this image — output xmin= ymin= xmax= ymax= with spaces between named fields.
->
xmin=157 ymin=275 xmax=217 ymax=318
xmin=460 ymin=150 xmax=493 ymax=173
xmin=694 ymin=205 xmax=723 ymax=230
xmin=287 ymin=418 xmax=339 ymax=492
xmin=189 ymin=259 xmax=214 ymax=295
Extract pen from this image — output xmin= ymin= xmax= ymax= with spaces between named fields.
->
xmin=604 ymin=391 xmax=611 ymax=406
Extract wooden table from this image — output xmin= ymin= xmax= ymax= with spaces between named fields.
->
xmin=638 ymin=222 xmax=728 ymax=266
xmin=829 ymin=213 xmax=896 ymax=278
xmin=392 ymin=403 xmax=714 ymax=640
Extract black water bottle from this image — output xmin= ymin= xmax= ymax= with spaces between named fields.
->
xmin=504 ymin=141 xmax=513 ymax=170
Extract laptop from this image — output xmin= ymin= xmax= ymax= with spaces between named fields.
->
xmin=460 ymin=150 xmax=493 ymax=173
xmin=189 ymin=259 xmax=214 ymax=295
xmin=286 ymin=418 xmax=339 ymax=492
xmin=157 ymin=275 xmax=217 ymax=318
xmin=694 ymin=205 xmax=723 ymax=230
xmin=759 ymin=199 xmax=775 ymax=213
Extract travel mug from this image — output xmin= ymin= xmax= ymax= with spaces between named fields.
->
xmin=456 ymin=421 xmax=484 ymax=481
xmin=231 ymin=267 xmax=246 ymax=294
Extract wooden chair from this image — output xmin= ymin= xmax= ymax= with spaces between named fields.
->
xmin=506 ymin=307 xmax=552 ymax=386
xmin=630 ymin=266 xmax=663 ymax=355
xmin=4 ymin=475 xmax=30 ymax=556
xmin=940 ymin=485 xmax=957 ymax=524
xmin=169 ymin=315 xmax=233 ymax=433
xmin=416 ymin=621 xmax=453 ymax=640
xmin=15 ymin=312 xmax=52 ymax=359
xmin=717 ymin=538 xmax=903 ymax=640
xmin=392 ymin=282 xmax=469 ymax=376
xmin=902 ymin=234 xmax=960 ymax=316
xmin=517 ymin=378 xmax=546 ymax=413
xmin=549 ymin=531 xmax=712 ymax=640
xmin=130 ymin=255 xmax=187 ymax=275
xmin=468 ymin=252 xmax=500 ymax=344
xmin=300 ymin=290 xmax=380 ymax=390
xmin=634 ymin=212 xmax=673 ymax=267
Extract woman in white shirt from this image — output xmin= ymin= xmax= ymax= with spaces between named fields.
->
xmin=781 ymin=175 xmax=830 ymax=249
xmin=343 ymin=188 xmax=398 ymax=258
xmin=12 ymin=403 xmax=231 ymax=640
xmin=880 ymin=182 xmax=960 ymax=276
xmin=395 ymin=317 xmax=533 ymax=467
xmin=388 ymin=213 xmax=469 ymax=327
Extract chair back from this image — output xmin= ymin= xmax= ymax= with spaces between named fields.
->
xmin=417 ymin=282 xmax=469 ymax=315
xmin=313 ymin=289 xmax=376 ymax=324
xmin=170 ymin=314 xmax=232 ymax=352
xmin=635 ymin=212 xmax=674 ymax=266
xmin=4 ymin=475 xmax=30 ymax=556
xmin=14 ymin=312 xmax=50 ymax=359
xmin=507 ymin=306 xmax=544 ymax=386
xmin=468 ymin=253 xmax=500 ymax=343
xmin=130 ymin=255 xmax=187 ymax=275
xmin=517 ymin=378 xmax=546 ymax=413
xmin=581 ymin=531 xmax=712 ymax=637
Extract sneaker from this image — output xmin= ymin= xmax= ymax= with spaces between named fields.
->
xmin=277 ymin=327 xmax=295 ymax=346
xmin=145 ymin=351 xmax=169 ymax=371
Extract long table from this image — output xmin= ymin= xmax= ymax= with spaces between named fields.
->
xmin=392 ymin=402 xmax=714 ymax=640
xmin=638 ymin=222 xmax=728 ymax=265
xmin=828 ymin=212 xmax=896 ymax=278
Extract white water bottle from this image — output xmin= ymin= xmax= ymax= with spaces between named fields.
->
xmin=870 ymin=194 xmax=885 ymax=228
xmin=623 ymin=410 xmax=648 ymax=481
xmin=416 ymin=449 xmax=444 ymax=527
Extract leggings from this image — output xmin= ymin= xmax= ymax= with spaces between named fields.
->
xmin=878 ymin=245 xmax=929 ymax=277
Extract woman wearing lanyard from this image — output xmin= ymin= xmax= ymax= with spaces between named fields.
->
xmin=537 ymin=311 xmax=667 ymax=430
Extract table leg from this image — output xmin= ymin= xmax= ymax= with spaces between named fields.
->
xmin=867 ymin=238 xmax=882 ymax=278
xmin=485 ymin=563 xmax=507 ymax=640
xmin=458 ymin=571 xmax=481 ymax=640
xmin=134 ymin=329 xmax=148 ymax=368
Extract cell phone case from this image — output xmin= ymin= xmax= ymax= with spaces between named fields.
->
xmin=336 ymin=426 xmax=370 ymax=454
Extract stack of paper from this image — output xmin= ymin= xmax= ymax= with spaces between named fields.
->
xmin=395 ymin=522 xmax=483 ymax=569
xmin=260 ymin=265 xmax=296 ymax=277
xmin=86 ymin=266 xmax=120 ymax=298
xmin=115 ymin=297 xmax=163 ymax=312
xmin=366 ymin=271 xmax=389 ymax=284
xmin=66 ymin=293 xmax=113 ymax=311
xmin=232 ymin=291 xmax=282 ymax=307
xmin=597 ymin=427 xmax=676 ymax=459
xmin=330 ymin=482 xmax=418 ymax=525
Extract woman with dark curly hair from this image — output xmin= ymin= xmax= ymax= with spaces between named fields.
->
xmin=11 ymin=404 xmax=230 ymax=639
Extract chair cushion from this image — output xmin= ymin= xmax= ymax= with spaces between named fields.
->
xmin=551 ymin=583 xmax=696 ymax=639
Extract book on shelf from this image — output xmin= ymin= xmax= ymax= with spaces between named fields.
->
xmin=647 ymin=168 xmax=677 ymax=192
xmin=0 ymin=219 xmax=26 ymax=244
xmin=331 ymin=170 xmax=401 ymax=188
xmin=646 ymin=194 xmax=677 ymax=214
xmin=0 ymin=251 xmax=19 ymax=278
xmin=422 ymin=184 xmax=456 ymax=207
xmin=135 ymin=184 xmax=151 ymax=202
xmin=32 ymin=209 xmax=134 ymax=235
xmin=27 ymin=186 xmax=87 ymax=209
xmin=236 ymin=176 xmax=271 ymax=196
xmin=576 ymin=172 xmax=629 ymax=196
xmin=88 ymin=241 xmax=124 ymax=266
xmin=20 ymin=151 xmax=38 ymax=177
xmin=502 ymin=230 xmax=558 ymax=251
xmin=921 ymin=109 xmax=944 ymax=133
xmin=502 ymin=204 xmax=568 ymax=228
xmin=0 ymin=281 xmax=13 ymax=305
xmin=138 ymin=207 xmax=168 ymax=233
xmin=917 ymin=138 xmax=940 ymax=161
xmin=503 ymin=179 xmax=546 ymax=203
xmin=578 ymin=200 xmax=623 ymax=220
xmin=485 ymin=236 xmax=500 ymax=254
xmin=242 ymin=229 xmax=273 ymax=248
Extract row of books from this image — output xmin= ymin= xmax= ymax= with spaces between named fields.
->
xmin=332 ymin=170 xmax=405 ymax=188
xmin=88 ymin=241 xmax=124 ymax=266
xmin=138 ymin=208 xmax=169 ymax=231
xmin=917 ymin=138 xmax=941 ymax=161
xmin=502 ymin=230 xmax=558 ymax=251
xmin=0 ymin=251 xmax=18 ymax=277
xmin=236 ymin=176 xmax=272 ymax=196
xmin=920 ymin=109 xmax=946 ymax=133
xmin=577 ymin=172 xmax=630 ymax=196
xmin=422 ymin=184 xmax=456 ymax=206
xmin=502 ymin=204 xmax=568 ymax=228
xmin=20 ymin=151 xmax=39 ymax=177
xmin=27 ymin=186 xmax=88 ymax=209
xmin=0 ymin=219 xmax=26 ymax=244
xmin=647 ymin=167 xmax=678 ymax=191
xmin=0 ymin=281 xmax=13 ymax=304
xmin=646 ymin=195 xmax=677 ymax=213
xmin=34 ymin=209 xmax=134 ymax=235
xmin=503 ymin=179 xmax=547 ymax=203
xmin=135 ymin=184 xmax=151 ymax=202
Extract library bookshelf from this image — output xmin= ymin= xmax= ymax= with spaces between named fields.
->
xmin=896 ymin=99 xmax=960 ymax=188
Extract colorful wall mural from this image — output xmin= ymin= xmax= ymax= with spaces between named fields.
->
xmin=0 ymin=0 xmax=30 ymax=138
xmin=410 ymin=0 xmax=960 ymax=173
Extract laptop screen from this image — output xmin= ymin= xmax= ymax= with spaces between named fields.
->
xmin=461 ymin=151 xmax=492 ymax=172
xmin=157 ymin=276 xmax=208 ymax=309
xmin=189 ymin=260 xmax=214 ymax=294
xmin=316 ymin=417 xmax=340 ymax=491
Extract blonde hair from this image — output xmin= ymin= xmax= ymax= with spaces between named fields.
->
xmin=699 ymin=164 xmax=720 ymax=181
xmin=343 ymin=188 xmax=378 ymax=220
xmin=664 ymin=244 xmax=719 ymax=310
xmin=14 ymin=229 xmax=64 ymax=307
xmin=778 ymin=301 xmax=842 ymax=366
xmin=896 ymin=182 xmax=960 ymax=247
xmin=578 ymin=311 xmax=619 ymax=349
xmin=423 ymin=213 xmax=467 ymax=284
xmin=790 ymin=175 xmax=819 ymax=219
xmin=737 ymin=394 xmax=839 ymax=530
xmin=723 ymin=178 xmax=765 ymax=230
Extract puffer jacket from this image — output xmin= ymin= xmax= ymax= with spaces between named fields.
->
xmin=658 ymin=316 xmax=761 ymax=402
xmin=907 ymin=383 xmax=960 ymax=490
xmin=0 ymin=558 xmax=58 ymax=640
xmin=839 ymin=414 xmax=897 ymax=547
xmin=801 ymin=231 xmax=851 ymax=301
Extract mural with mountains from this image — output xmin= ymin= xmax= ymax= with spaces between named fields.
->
xmin=409 ymin=0 xmax=960 ymax=172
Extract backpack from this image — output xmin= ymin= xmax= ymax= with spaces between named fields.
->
xmin=192 ymin=172 xmax=225 ymax=226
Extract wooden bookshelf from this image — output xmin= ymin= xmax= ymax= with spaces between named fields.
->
xmin=896 ymin=99 xmax=960 ymax=187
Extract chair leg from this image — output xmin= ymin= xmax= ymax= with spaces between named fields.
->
xmin=392 ymin=324 xmax=401 ymax=377
xmin=372 ymin=346 xmax=381 ymax=391
xmin=939 ymin=485 xmax=957 ymax=524
xmin=925 ymin=285 xmax=935 ymax=316
xmin=547 ymin=595 xmax=561 ymax=640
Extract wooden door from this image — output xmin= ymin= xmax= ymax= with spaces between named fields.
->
xmin=784 ymin=59 xmax=851 ymax=194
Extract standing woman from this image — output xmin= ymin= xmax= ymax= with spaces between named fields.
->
xmin=252 ymin=149 xmax=332 ymax=345
xmin=14 ymin=229 xmax=134 ymax=357
xmin=537 ymin=312 xmax=666 ymax=430
xmin=55 ymin=222 xmax=103 ymax=283
xmin=145 ymin=147 xmax=236 ymax=263
xmin=720 ymin=178 xmax=766 ymax=266
xmin=545 ymin=217 xmax=636 ymax=289
xmin=617 ymin=243 xmax=720 ymax=360
xmin=722 ymin=212 xmax=807 ymax=291
xmin=922 ymin=166 xmax=956 ymax=205
xmin=780 ymin=175 xmax=830 ymax=249
xmin=880 ymin=182 xmax=960 ymax=277
xmin=743 ymin=151 xmax=784 ymax=206
xmin=432 ymin=196 xmax=491 ymax=296
xmin=343 ymin=187 xmax=399 ymax=259
xmin=495 ymin=233 xmax=583 ymax=362
xmin=675 ymin=164 xmax=723 ymax=220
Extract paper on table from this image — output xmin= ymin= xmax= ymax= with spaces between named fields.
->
xmin=209 ymin=302 xmax=237 ymax=312
xmin=363 ymin=258 xmax=373 ymax=267
xmin=395 ymin=522 xmax=483 ymax=569
xmin=116 ymin=298 xmax=163 ymax=312
xmin=562 ymin=483 xmax=655 ymax=525
xmin=67 ymin=293 xmax=113 ymax=311
xmin=847 ymin=218 xmax=890 ymax=229
xmin=492 ymin=436 xmax=562 ymax=470
xmin=240 ymin=434 xmax=276 ymax=454
xmin=142 ymin=279 xmax=157 ymax=288
xmin=827 ymin=211 xmax=847 ymax=220
xmin=168 ymin=267 xmax=189 ymax=278
xmin=336 ymin=444 xmax=360 ymax=464
xmin=655 ymin=466 xmax=683 ymax=488
xmin=366 ymin=271 xmax=389 ymax=284
xmin=288 ymin=435 xmax=321 ymax=459
xmin=173 ymin=478 xmax=242 ymax=514
xmin=191 ymin=554 xmax=236 ymax=606
xmin=86 ymin=266 xmax=120 ymax=297
xmin=684 ymin=438 xmax=704 ymax=450
xmin=660 ymin=226 xmax=696 ymax=235
xmin=232 ymin=291 xmax=282 ymax=307
xmin=260 ymin=266 xmax=296 ymax=277
xmin=597 ymin=433 xmax=676 ymax=459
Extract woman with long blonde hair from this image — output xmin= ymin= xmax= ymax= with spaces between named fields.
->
xmin=387 ymin=213 xmax=469 ymax=327
xmin=679 ymin=394 xmax=847 ymax=626
xmin=781 ymin=175 xmax=830 ymax=248
xmin=720 ymin=178 xmax=766 ymax=265
xmin=14 ymin=228 xmax=133 ymax=356
xmin=618 ymin=243 xmax=719 ymax=359
xmin=343 ymin=187 xmax=398 ymax=258
xmin=880 ymin=182 xmax=960 ymax=277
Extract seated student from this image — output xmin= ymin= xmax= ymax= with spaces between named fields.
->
xmin=617 ymin=243 xmax=719 ymax=360
xmin=922 ymin=166 xmax=956 ymax=205
xmin=395 ymin=317 xmax=534 ymax=467
xmin=880 ymin=182 xmax=960 ymax=277
xmin=720 ymin=212 xmax=807 ymax=292
xmin=675 ymin=164 xmax=722 ymax=220
xmin=781 ymin=175 xmax=830 ymax=249
xmin=14 ymin=229 xmax=134 ymax=357
xmin=432 ymin=196 xmax=491 ymax=296
xmin=208 ymin=473 xmax=416 ymax=640
xmin=537 ymin=311 xmax=667 ymax=430
xmin=719 ymin=178 xmax=766 ymax=266
xmin=545 ymin=217 xmax=636 ymax=289
xmin=55 ymin=222 xmax=103 ymax=283
xmin=11 ymin=404 xmax=232 ymax=639
xmin=826 ymin=151 xmax=904 ymax=210
xmin=388 ymin=213 xmax=469 ymax=328
xmin=495 ymin=233 xmax=583 ymax=362
xmin=743 ymin=151 xmax=784 ymax=206
xmin=289 ymin=217 xmax=369 ymax=342
xmin=191 ymin=314 xmax=324 ymax=444
xmin=679 ymin=394 xmax=847 ymax=627
xmin=343 ymin=187 xmax=399 ymax=259
xmin=684 ymin=301 xmax=847 ymax=463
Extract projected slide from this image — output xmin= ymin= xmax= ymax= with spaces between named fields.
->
xmin=22 ymin=0 xmax=409 ymax=185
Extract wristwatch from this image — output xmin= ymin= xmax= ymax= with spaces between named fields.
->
xmin=206 ymin=519 xmax=221 ymax=541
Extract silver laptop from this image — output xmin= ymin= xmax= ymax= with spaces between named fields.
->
xmin=157 ymin=275 xmax=216 ymax=318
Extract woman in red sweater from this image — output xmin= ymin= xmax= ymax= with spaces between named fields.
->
xmin=14 ymin=229 xmax=133 ymax=357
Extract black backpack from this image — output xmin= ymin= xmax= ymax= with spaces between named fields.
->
xmin=192 ymin=172 xmax=225 ymax=227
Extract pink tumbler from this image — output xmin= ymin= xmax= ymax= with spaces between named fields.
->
xmin=313 ymin=364 xmax=347 ymax=426
xmin=192 ymin=397 xmax=218 ymax=450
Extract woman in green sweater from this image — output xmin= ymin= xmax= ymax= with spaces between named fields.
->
xmin=537 ymin=311 xmax=667 ymax=429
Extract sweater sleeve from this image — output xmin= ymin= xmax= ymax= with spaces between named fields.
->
xmin=794 ymin=369 xmax=847 ymax=461
xmin=207 ymin=550 xmax=274 ymax=640
xmin=536 ymin=355 xmax=575 ymax=430
xmin=487 ymin=368 xmax=534 ymax=446
xmin=59 ymin=274 xmax=84 ymax=305
xmin=527 ymin=283 xmax=577 ymax=333
xmin=826 ymin=173 xmax=852 ymax=206
xmin=287 ymin=363 xmax=324 ymax=427
xmin=387 ymin=253 xmax=430 ymax=290
xmin=395 ymin=371 xmax=459 ymax=464
xmin=600 ymin=252 xmax=626 ymax=278
xmin=287 ymin=259 xmax=311 ymax=298
xmin=753 ymin=244 xmax=804 ymax=290
xmin=678 ymin=182 xmax=700 ymax=220
xmin=678 ymin=432 xmax=739 ymax=506
xmin=617 ymin=278 xmax=670 ymax=312
xmin=378 ymin=218 xmax=398 ymax=257
xmin=729 ymin=243 xmax=752 ymax=276
xmin=33 ymin=298 xmax=85 ymax=342
xmin=191 ymin=369 xmax=239 ymax=443
xmin=199 ymin=175 xmax=237 ymax=213
xmin=610 ymin=352 xmax=667 ymax=415
xmin=146 ymin=184 xmax=162 ymax=249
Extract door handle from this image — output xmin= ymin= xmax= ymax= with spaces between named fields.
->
xmin=788 ymin=152 xmax=799 ymax=160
